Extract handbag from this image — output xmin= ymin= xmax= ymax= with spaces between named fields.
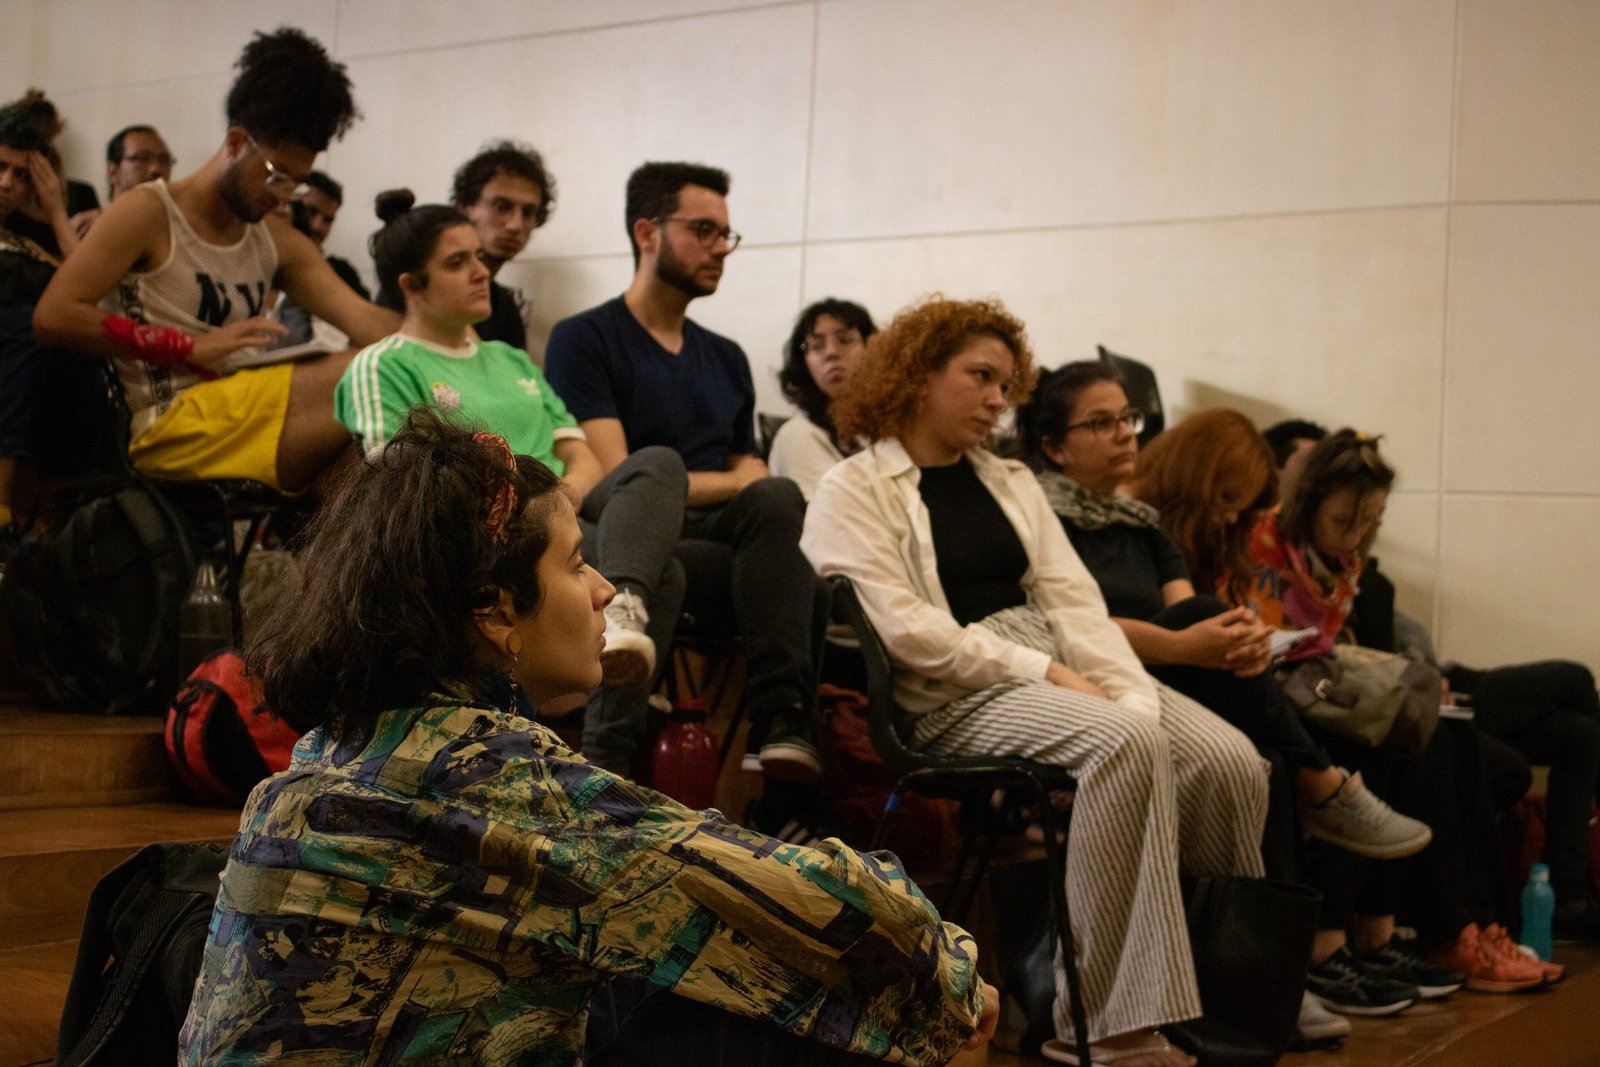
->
xmin=1164 ymin=877 xmax=1322 ymax=1067
xmin=1279 ymin=645 xmax=1441 ymax=758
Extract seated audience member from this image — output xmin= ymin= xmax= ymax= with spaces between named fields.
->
xmin=32 ymin=29 xmax=398 ymax=494
xmin=1015 ymin=366 xmax=1429 ymax=873
xmin=105 ymin=124 xmax=175 ymax=202
xmin=1136 ymin=421 xmax=1546 ymax=1005
xmin=803 ymin=295 xmax=1268 ymax=1067
xmin=546 ymin=161 xmax=825 ymax=786
xmin=177 ymin=409 xmax=996 ymax=1065
xmin=450 ymin=140 xmax=553 ymax=352
xmin=293 ymin=169 xmax=370 ymax=299
xmin=1265 ymin=419 xmax=1600 ymax=942
xmin=0 ymin=98 xmax=78 ymax=560
xmin=768 ymin=297 xmax=875 ymax=498
xmin=1 ymin=89 xmax=99 ymax=244
xmin=335 ymin=190 xmax=685 ymax=776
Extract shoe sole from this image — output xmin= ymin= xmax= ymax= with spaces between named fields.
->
xmin=1305 ymin=824 xmax=1432 ymax=860
xmin=759 ymin=743 xmax=822 ymax=782
xmin=599 ymin=648 xmax=652 ymax=689
xmin=1415 ymin=982 xmax=1463 ymax=999
xmin=1464 ymin=976 xmax=1547 ymax=993
xmin=1313 ymin=994 xmax=1415 ymax=1017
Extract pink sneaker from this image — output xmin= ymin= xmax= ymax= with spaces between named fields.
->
xmin=1434 ymin=924 xmax=1545 ymax=993
xmin=1482 ymin=923 xmax=1563 ymax=985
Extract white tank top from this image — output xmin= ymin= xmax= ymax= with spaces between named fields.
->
xmin=105 ymin=179 xmax=279 ymax=436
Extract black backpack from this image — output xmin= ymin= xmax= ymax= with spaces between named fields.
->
xmin=0 ymin=474 xmax=196 ymax=714
xmin=56 ymin=842 xmax=228 ymax=1067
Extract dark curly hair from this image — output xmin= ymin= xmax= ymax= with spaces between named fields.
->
xmin=1126 ymin=409 xmax=1279 ymax=605
xmin=1260 ymin=418 xmax=1328 ymax=468
xmin=0 ymin=89 xmax=60 ymax=154
xmin=226 ymin=27 xmax=357 ymax=152
xmin=832 ymin=295 xmax=1037 ymax=444
xmin=248 ymin=407 xmax=564 ymax=741
xmin=1014 ymin=360 xmax=1125 ymax=470
xmin=624 ymin=161 xmax=729 ymax=266
xmin=450 ymin=140 xmax=557 ymax=228
xmin=778 ymin=298 xmax=876 ymax=437
xmin=1276 ymin=428 xmax=1394 ymax=554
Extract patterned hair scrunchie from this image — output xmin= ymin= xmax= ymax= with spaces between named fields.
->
xmin=474 ymin=432 xmax=517 ymax=546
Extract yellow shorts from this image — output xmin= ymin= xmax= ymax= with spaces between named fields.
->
xmin=128 ymin=364 xmax=293 ymax=490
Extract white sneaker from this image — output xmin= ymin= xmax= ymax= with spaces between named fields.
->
xmin=600 ymin=589 xmax=654 ymax=689
xmin=1302 ymin=769 xmax=1432 ymax=860
xmin=1296 ymin=988 xmax=1351 ymax=1043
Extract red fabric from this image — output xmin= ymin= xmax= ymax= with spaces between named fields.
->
xmin=102 ymin=315 xmax=217 ymax=381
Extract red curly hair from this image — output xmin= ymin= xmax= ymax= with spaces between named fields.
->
xmin=832 ymin=294 xmax=1037 ymax=443
xmin=1126 ymin=409 xmax=1279 ymax=606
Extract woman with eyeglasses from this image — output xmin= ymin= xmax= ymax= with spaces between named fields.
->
xmin=179 ymin=408 xmax=997 ymax=1066
xmin=768 ymin=298 xmax=876 ymax=499
xmin=803 ymin=296 xmax=1274 ymax=1067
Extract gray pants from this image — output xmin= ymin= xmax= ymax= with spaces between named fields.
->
xmin=579 ymin=447 xmax=688 ymax=775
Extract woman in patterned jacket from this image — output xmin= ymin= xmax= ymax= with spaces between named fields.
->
xmin=179 ymin=407 xmax=995 ymax=1066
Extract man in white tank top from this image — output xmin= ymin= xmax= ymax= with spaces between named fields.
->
xmin=33 ymin=28 xmax=397 ymax=493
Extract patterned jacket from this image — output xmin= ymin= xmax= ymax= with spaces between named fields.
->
xmin=178 ymin=696 xmax=982 ymax=1065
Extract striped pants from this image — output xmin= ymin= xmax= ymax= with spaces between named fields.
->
xmin=910 ymin=670 xmax=1267 ymax=1042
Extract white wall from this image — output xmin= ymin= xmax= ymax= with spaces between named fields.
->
xmin=7 ymin=0 xmax=1597 ymax=669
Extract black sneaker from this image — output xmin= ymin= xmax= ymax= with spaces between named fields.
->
xmin=1307 ymin=946 xmax=1419 ymax=1016
xmin=1357 ymin=936 xmax=1465 ymax=998
xmin=758 ymin=716 xmax=822 ymax=782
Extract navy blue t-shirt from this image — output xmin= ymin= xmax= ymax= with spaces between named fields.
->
xmin=544 ymin=296 xmax=756 ymax=472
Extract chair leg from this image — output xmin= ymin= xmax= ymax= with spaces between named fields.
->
xmin=943 ymin=825 xmax=1001 ymax=925
xmin=1029 ymin=771 xmax=1092 ymax=1067
xmin=869 ymin=790 xmax=905 ymax=850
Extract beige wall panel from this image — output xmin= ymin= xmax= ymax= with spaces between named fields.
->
xmin=803 ymin=206 xmax=1447 ymax=488
xmin=1454 ymin=0 xmax=1600 ymax=202
xmin=1436 ymin=495 xmax=1600 ymax=669
xmin=333 ymin=0 xmax=777 ymax=58
xmin=1 ymin=0 xmax=35 ymax=84
xmin=49 ymin=76 xmax=232 ymax=197
xmin=1443 ymin=205 xmax=1600 ymax=494
xmin=807 ymin=0 xmax=1455 ymax=240
xmin=24 ymin=1 xmax=338 ymax=94
xmin=325 ymin=3 xmax=812 ymax=270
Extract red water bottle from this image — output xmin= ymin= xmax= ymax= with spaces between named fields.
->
xmin=651 ymin=699 xmax=720 ymax=810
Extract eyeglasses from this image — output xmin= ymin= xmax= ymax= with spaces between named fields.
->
xmin=244 ymin=133 xmax=310 ymax=198
xmin=1065 ymin=408 xmax=1146 ymax=438
xmin=654 ymin=216 xmax=741 ymax=251
xmin=121 ymin=152 xmax=176 ymax=168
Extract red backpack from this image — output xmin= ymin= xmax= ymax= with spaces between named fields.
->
xmin=164 ymin=650 xmax=299 ymax=805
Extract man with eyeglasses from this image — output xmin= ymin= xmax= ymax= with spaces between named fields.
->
xmin=34 ymin=28 xmax=397 ymax=494
xmin=547 ymin=162 xmax=828 ymax=812
xmin=450 ymin=140 xmax=555 ymax=354
xmin=104 ymin=125 xmax=174 ymax=202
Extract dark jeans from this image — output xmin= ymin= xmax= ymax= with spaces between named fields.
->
xmin=1146 ymin=595 xmax=1330 ymax=882
xmin=678 ymin=477 xmax=825 ymax=728
xmin=586 ymin=976 xmax=881 ymax=1066
xmin=578 ymin=447 xmax=688 ymax=775
xmin=1452 ymin=659 xmax=1600 ymax=904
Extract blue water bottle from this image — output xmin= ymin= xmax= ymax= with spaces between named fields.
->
xmin=1521 ymin=862 xmax=1555 ymax=962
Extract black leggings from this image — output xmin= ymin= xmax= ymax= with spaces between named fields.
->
xmin=1145 ymin=595 xmax=1331 ymax=881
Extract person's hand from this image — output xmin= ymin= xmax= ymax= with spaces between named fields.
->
xmin=730 ymin=457 xmax=771 ymax=491
xmin=1440 ymin=676 xmax=1455 ymax=708
xmin=1045 ymin=660 xmax=1108 ymax=700
xmin=1225 ymin=617 xmax=1274 ymax=678
xmin=558 ymin=479 xmax=585 ymax=511
xmin=25 ymin=151 xmax=67 ymax=220
xmin=189 ymin=316 xmax=288 ymax=365
xmin=1177 ymin=608 xmax=1262 ymax=671
xmin=963 ymin=981 xmax=1001 ymax=1051
xmin=70 ymin=207 xmax=101 ymax=238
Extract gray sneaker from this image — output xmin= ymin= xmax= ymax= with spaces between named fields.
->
xmin=1302 ymin=769 xmax=1432 ymax=859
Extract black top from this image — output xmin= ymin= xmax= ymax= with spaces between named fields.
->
xmin=476 ymin=280 xmax=527 ymax=351
xmin=545 ymin=295 xmax=757 ymax=472
xmin=4 ymin=179 xmax=99 ymax=259
xmin=1062 ymin=520 xmax=1190 ymax=621
xmin=919 ymin=457 xmax=1029 ymax=626
xmin=327 ymin=255 xmax=370 ymax=302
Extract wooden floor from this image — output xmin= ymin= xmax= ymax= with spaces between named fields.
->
xmin=4 ymin=651 xmax=1599 ymax=1067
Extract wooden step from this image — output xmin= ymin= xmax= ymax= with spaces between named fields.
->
xmin=0 ymin=802 xmax=240 ymax=951
xmin=0 ymin=706 xmax=178 ymax=811
xmin=0 ymin=938 xmax=74 ymax=1067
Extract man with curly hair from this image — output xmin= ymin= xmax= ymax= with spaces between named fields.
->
xmin=545 ymin=161 xmax=826 ymax=810
xmin=450 ymin=140 xmax=554 ymax=353
xmin=33 ymin=26 xmax=397 ymax=493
